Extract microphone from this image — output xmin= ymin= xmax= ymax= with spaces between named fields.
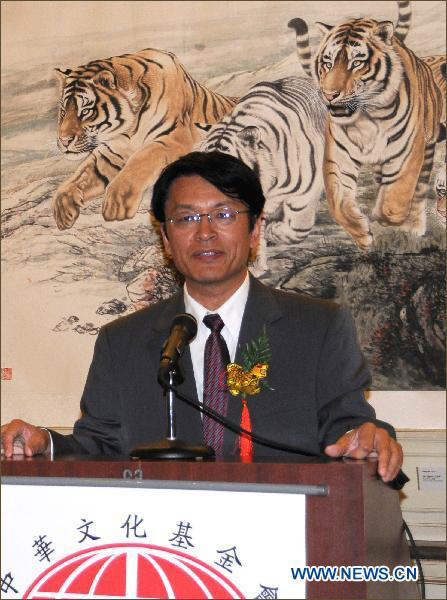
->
xmin=158 ymin=313 xmax=198 ymax=385
xmin=131 ymin=312 xmax=212 ymax=459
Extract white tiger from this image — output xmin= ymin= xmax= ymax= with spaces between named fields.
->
xmin=200 ymin=76 xmax=327 ymax=273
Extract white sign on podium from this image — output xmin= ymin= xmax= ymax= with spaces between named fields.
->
xmin=2 ymin=478 xmax=307 ymax=599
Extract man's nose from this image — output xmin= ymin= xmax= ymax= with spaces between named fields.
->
xmin=195 ymin=214 xmax=217 ymax=239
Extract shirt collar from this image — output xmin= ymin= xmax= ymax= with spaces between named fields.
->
xmin=184 ymin=272 xmax=250 ymax=337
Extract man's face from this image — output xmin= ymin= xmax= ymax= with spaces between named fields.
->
xmin=161 ymin=175 xmax=260 ymax=296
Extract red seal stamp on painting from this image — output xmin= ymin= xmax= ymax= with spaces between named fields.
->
xmin=1 ymin=368 xmax=12 ymax=380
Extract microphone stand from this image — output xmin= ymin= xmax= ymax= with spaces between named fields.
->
xmin=130 ymin=363 xmax=215 ymax=460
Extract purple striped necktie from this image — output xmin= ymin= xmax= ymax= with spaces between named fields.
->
xmin=202 ymin=313 xmax=230 ymax=456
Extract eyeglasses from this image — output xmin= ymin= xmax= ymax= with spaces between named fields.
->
xmin=165 ymin=208 xmax=251 ymax=228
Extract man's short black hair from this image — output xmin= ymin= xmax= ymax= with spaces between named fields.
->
xmin=151 ymin=151 xmax=266 ymax=230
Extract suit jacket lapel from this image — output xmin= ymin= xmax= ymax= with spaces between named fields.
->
xmin=224 ymin=274 xmax=283 ymax=453
xmin=235 ymin=275 xmax=283 ymax=359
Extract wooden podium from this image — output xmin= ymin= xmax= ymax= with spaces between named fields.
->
xmin=1 ymin=456 xmax=418 ymax=599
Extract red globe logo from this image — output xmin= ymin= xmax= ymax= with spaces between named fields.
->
xmin=24 ymin=543 xmax=245 ymax=599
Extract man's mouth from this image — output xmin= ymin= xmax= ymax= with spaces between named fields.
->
xmin=328 ymin=104 xmax=358 ymax=117
xmin=193 ymin=250 xmax=223 ymax=258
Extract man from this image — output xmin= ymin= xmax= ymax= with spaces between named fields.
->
xmin=1 ymin=152 xmax=403 ymax=482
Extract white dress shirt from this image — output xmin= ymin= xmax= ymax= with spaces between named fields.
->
xmin=184 ymin=272 xmax=250 ymax=404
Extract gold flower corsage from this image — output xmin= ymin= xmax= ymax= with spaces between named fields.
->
xmin=226 ymin=325 xmax=274 ymax=397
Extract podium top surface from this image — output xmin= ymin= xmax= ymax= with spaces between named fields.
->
xmin=1 ymin=454 xmax=380 ymax=488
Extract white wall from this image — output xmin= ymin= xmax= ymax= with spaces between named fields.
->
xmin=369 ymin=391 xmax=446 ymax=430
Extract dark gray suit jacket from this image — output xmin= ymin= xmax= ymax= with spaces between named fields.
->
xmin=52 ymin=276 xmax=394 ymax=457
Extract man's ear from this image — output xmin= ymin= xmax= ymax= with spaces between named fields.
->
xmin=161 ymin=224 xmax=171 ymax=255
xmin=250 ymin=215 xmax=263 ymax=248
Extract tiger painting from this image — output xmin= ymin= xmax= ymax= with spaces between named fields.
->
xmin=199 ymin=77 xmax=327 ymax=273
xmin=289 ymin=5 xmax=446 ymax=249
xmin=53 ymin=49 xmax=237 ymax=230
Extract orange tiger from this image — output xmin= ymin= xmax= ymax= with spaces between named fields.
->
xmin=53 ymin=49 xmax=237 ymax=230
xmin=289 ymin=13 xmax=445 ymax=249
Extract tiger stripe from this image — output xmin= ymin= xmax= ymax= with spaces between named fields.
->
xmin=395 ymin=1 xmax=412 ymax=42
